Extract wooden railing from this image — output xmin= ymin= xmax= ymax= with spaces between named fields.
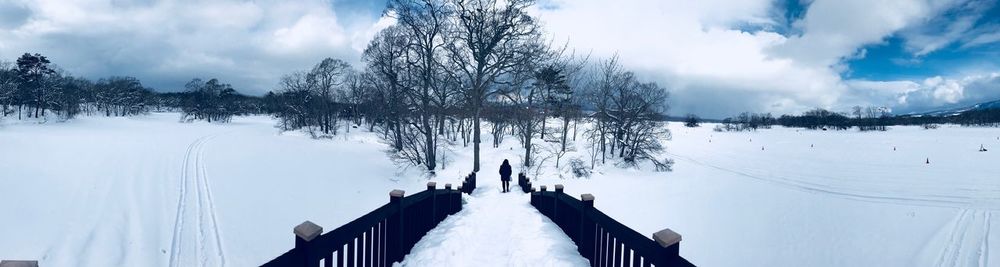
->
xmin=262 ymin=181 xmax=462 ymax=267
xmin=530 ymin=184 xmax=695 ymax=267
xmin=459 ymin=172 xmax=476 ymax=194
xmin=517 ymin=172 xmax=532 ymax=193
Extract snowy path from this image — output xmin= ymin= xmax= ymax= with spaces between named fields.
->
xmin=168 ymin=133 xmax=227 ymax=267
xmin=400 ymin=182 xmax=590 ymax=266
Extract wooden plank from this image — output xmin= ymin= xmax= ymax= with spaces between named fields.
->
xmin=606 ymin=230 xmax=614 ymax=267
xmin=614 ymin=237 xmax=622 ymax=267
xmin=364 ymin=227 xmax=373 ymax=267
xmin=337 ymin=246 xmax=344 ymax=267
xmin=597 ymin=227 xmax=608 ymax=267
xmin=622 ymin=243 xmax=631 ymax=267
xmin=346 ymin=238 xmax=355 ymax=267
xmin=372 ymin=223 xmax=382 ymax=266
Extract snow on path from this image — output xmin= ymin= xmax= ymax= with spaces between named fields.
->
xmin=400 ymin=182 xmax=589 ymax=267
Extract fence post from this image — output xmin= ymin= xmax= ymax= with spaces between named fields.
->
xmin=579 ymin=194 xmax=595 ymax=264
xmin=553 ymin=184 xmax=563 ymax=226
xmin=427 ymin=182 xmax=437 ymax=224
xmin=445 ymin=183 xmax=454 ymax=214
xmin=293 ymin=220 xmax=323 ymax=266
xmin=652 ymin=228 xmax=682 ymax=265
xmin=470 ymin=172 xmax=476 ymax=191
xmin=388 ymin=189 xmax=405 ymax=263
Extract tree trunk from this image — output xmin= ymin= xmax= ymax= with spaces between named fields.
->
xmin=600 ymin=122 xmax=606 ymax=164
xmin=561 ymin=116 xmax=570 ymax=152
xmin=573 ymin=118 xmax=578 ymax=141
xmin=393 ymin=118 xmax=403 ymax=151
xmin=473 ymin=109 xmax=481 ymax=172
xmin=523 ymin=124 xmax=532 ymax=167
xmin=540 ymin=112 xmax=546 ymax=139
xmin=423 ymin=113 xmax=436 ymax=171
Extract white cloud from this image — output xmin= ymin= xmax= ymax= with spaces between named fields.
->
xmin=0 ymin=0 xmax=384 ymax=93
xmin=535 ymin=0 xmax=960 ymax=118
xmin=1 ymin=0 xmax=993 ymax=117
xmin=846 ymin=72 xmax=1000 ymax=113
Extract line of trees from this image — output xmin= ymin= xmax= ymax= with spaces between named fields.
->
xmin=0 ymin=53 xmax=156 ymax=120
xmin=719 ymin=104 xmax=1000 ymax=131
xmin=0 ymin=53 xmax=261 ymax=123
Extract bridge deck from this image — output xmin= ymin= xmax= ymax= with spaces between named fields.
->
xmin=401 ymin=181 xmax=589 ymax=266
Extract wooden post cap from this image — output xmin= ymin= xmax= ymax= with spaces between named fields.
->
xmin=427 ymin=182 xmax=437 ymax=189
xmin=581 ymin=194 xmax=595 ymax=202
xmin=390 ymin=189 xmax=405 ymax=198
xmin=554 ymin=184 xmax=564 ymax=192
xmin=457 ymin=185 xmax=462 ymax=190
xmin=0 ymin=261 xmax=39 ymax=267
xmin=540 ymin=185 xmax=547 ymax=191
xmin=652 ymin=228 xmax=682 ymax=247
xmin=294 ymin=221 xmax=323 ymax=242
xmin=445 ymin=183 xmax=452 ymax=189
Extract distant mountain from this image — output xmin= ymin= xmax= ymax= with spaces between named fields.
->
xmin=908 ymin=99 xmax=1000 ymax=117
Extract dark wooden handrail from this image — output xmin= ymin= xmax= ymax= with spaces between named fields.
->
xmin=530 ymin=183 xmax=695 ymax=267
xmin=459 ymin=172 xmax=476 ymax=194
xmin=262 ymin=178 xmax=466 ymax=267
xmin=517 ymin=172 xmax=532 ymax=193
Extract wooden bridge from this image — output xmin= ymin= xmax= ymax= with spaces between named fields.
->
xmin=262 ymin=172 xmax=694 ymax=266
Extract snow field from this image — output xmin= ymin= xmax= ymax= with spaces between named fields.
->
xmin=2 ymin=114 xmax=1000 ymax=266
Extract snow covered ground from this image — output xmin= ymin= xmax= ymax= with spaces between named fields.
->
xmin=401 ymin=182 xmax=589 ymax=267
xmin=2 ymin=113 xmax=999 ymax=266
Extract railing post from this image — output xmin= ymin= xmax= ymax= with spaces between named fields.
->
xmin=470 ymin=172 xmax=476 ymax=191
xmin=427 ymin=182 xmax=437 ymax=224
xmin=388 ymin=189 xmax=405 ymax=263
xmin=579 ymin=194 xmax=595 ymax=264
xmin=652 ymin=228 xmax=683 ymax=265
xmin=529 ymin=187 xmax=538 ymax=207
xmin=293 ymin=221 xmax=323 ymax=266
xmin=553 ymin=184 xmax=563 ymax=227
xmin=445 ymin=183 xmax=454 ymax=215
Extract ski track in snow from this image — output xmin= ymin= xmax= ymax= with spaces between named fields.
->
xmin=666 ymin=151 xmax=1000 ymax=210
xmin=934 ymin=210 xmax=992 ymax=267
xmin=168 ymin=133 xmax=227 ymax=267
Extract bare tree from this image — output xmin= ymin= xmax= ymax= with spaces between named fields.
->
xmin=584 ymin=55 xmax=672 ymax=169
xmin=364 ymin=25 xmax=410 ymax=151
xmin=388 ymin=0 xmax=454 ymax=171
xmin=307 ymin=58 xmax=353 ymax=135
xmin=444 ymin=0 xmax=540 ymax=172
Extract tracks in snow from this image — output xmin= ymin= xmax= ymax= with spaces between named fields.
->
xmin=168 ymin=134 xmax=227 ymax=267
xmin=666 ymin=151 xmax=1000 ymax=210
xmin=935 ymin=210 xmax=992 ymax=267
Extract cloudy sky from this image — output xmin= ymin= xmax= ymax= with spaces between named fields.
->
xmin=1 ymin=0 xmax=998 ymax=118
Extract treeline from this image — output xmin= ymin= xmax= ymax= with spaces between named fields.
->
xmin=262 ymin=0 xmax=673 ymax=173
xmin=719 ymin=105 xmax=1000 ymax=131
xmin=0 ymin=53 xmax=261 ymax=122
xmin=721 ymin=107 xmax=891 ymax=131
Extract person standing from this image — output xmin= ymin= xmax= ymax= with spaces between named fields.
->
xmin=499 ymin=159 xmax=512 ymax=193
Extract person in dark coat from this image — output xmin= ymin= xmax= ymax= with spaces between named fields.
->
xmin=499 ymin=159 xmax=512 ymax=193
